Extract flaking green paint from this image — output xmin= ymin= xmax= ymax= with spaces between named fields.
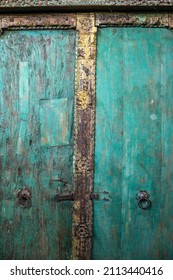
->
xmin=93 ymin=27 xmax=173 ymax=260
xmin=0 ymin=29 xmax=76 ymax=259
xmin=40 ymin=98 xmax=73 ymax=147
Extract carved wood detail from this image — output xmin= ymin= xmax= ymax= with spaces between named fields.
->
xmin=73 ymin=13 xmax=97 ymax=260
xmin=0 ymin=14 xmax=76 ymax=32
xmin=0 ymin=0 xmax=173 ymax=8
xmin=96 ymin=13 xmax=171 ymax=27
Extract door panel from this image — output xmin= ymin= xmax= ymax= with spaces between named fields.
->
xmin=93 ymin=27 xmax=173 ymax=259
xmin=0 ymin=30 xmax=76 ymax=259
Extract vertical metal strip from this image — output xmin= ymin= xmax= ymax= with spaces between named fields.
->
xmin=73 ymin=13 xmax=97 ymax=260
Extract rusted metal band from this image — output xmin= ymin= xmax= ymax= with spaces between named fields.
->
xmin=73 ymin=13 xmax=97 ymax=260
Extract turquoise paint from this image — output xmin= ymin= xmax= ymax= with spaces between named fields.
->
xmin=16 ymin=120 xmax=28 ymax=155
xmin=0 ymin=30 xmax=76 ymax=259
xmin=93 ymin=27 xmax=173 ymax=260
xmin=19 ymin=62 xmax=29 ymax=118
xmin=40 ymin=98 xmax=73 ymax=147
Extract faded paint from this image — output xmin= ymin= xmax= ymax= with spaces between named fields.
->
xmin=40 ymin=98 xmax=73 ymax=147
xmin=0 ymin=29 xmax=76 ymax=259
xmin=150 ymin=114 xmax=158 ymax=121
xmin=93 ymin=27 xmax=173 ymax=260
xmin=1 ymin=12 xmax=173 ymax=260
xmin=16 ymin=62 xmax=29 ymax=154
xmin=19 ymin=62 xmax=29 ymax=118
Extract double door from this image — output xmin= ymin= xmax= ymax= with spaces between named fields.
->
xmin=0 ymin=13 xmax=173 ymax=260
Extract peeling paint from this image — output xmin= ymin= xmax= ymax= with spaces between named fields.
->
xmin=150 ymin=114 xmax=158 ymax=121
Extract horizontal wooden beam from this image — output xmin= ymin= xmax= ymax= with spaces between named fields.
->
xmin=0 ymin=0 xmax=173 ymax=9
xmin=0 ymin=14 xmax=76 ymax=31
xmin=95 ymin=13 xmax=170 ymax=27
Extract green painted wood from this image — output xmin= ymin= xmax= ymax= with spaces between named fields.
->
xmin=93 ymin=27 xmax=173 ymax=260
xmin=40 ymin=98 xmax=73 ymax=147
xmin=0 ymin=29 xmax=76 ymax=259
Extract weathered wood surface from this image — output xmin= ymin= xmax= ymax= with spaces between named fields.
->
xmin=0 ymin=29 xmax=76 ymax=259
xmin=0 ymin=0 xmax=173 ymax=8
xmin=93 ymin=27 xmax=173 ymax=259
xmin=0 ymin=14 xmax=76 ymax=30
xmin=96 ymin=13 xmax=170 ymax=27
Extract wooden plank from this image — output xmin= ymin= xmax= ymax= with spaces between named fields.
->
xmin=94 ymin=27 xmax=173 ymax=259
xmin=93 ymin=28 xmax=123 ymax=260
xmin=160 ymin=28 xmax=173 ymax=259
xmin=0 ymin=29 xmax=76 ymax=259
xmin=120 ymin=28 xmax=162 ymax=260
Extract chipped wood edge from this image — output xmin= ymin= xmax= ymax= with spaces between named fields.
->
xmin=72 ymin=13 xmax=97 ymax=260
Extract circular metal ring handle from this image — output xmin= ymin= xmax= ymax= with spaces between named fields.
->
xmin=17 ymin=189 xmax=32 ymax=208
xmin=136 ymin=190 xmax=151 ymax=210
xmin=138 ymin=198 xmax=151 ymax=210
xmin=18 ymin=195 xmax=31 ymax=208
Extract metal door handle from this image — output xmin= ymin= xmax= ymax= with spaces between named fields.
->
xmin=136 ymin=190 xmax=151 ymax=210
xmin=17 ymin=189 xmax=32 ymax=208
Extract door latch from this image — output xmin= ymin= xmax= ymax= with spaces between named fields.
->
xmin=54 ymin=192 xmax=99 ymax=202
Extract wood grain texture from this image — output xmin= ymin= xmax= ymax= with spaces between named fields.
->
xmin=93 ymin=27 xmax=173 ymax=260
xmin=0 ymin=0 xmax=173 ymax=8
xmin=0 ymin=29 xmax=76 ymax=259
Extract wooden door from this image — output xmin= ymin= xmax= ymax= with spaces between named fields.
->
xmin=1 ymin=12 xmax=173 ymax=261
xmin=0 ymin=14 xmax=76 ymax=259
xmin=93 ymin=14 xmax=173 ymax=259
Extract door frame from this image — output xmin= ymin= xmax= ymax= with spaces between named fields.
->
xmin=0 ymin=1 xmax=173 ymax=12
xmin=0 ymin=12 xmax=173 ymax=260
